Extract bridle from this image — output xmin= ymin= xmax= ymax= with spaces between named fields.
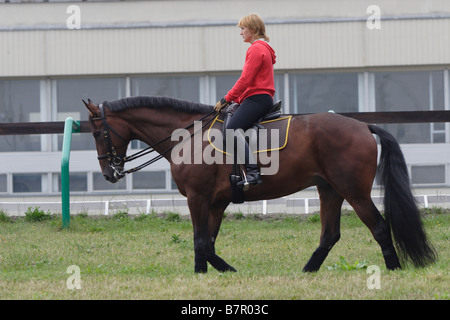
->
xmin=93 ymin=104 xmax=129 ymax=179
xmin=92 ymin=104 xmax=217 ymax=180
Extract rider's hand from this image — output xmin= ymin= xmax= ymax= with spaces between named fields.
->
xmin=214 ymin=98 xmax=230 ymax=112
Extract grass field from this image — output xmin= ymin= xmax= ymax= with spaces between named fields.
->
xmin=0 ymin=208 xmax=448 ymax=300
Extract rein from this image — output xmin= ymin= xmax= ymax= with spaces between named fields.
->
xmin=93 ymin=104 xmax=218 ymax=179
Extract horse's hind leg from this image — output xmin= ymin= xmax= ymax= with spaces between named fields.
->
xmin=303 ymin=182 xmax=344 ymax=272
xmin=348 ymin=197 xmax=401 ymax=270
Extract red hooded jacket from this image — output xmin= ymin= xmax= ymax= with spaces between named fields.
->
xmin=225 ymin=40 xmax=276 ymax=104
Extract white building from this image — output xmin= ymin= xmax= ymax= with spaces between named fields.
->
xmin=1 ymin=0 xmax=450 ymax=197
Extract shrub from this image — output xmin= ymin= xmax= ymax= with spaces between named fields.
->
xmin=327 ymin=256 xmax=369 ymax=271
xmin=307 ymin=214 xmax=320 ymax=223
xmin=0 ymin=210 xmax=12 ymax=223
xmin=112 ymin=210 xmax=129 ymax=221
xmin=232 ymin=211 xmax=244 ymax=220
xmin=24 ymin=207 xmax=51 ymax=222
xmin=165 ymin=211 xmax=181 ymax=222
xmin=170 ymin=232 xmax=185 ymax=244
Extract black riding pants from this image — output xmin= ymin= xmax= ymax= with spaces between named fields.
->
xmin=225 ymin=94 xmax=273 ymax=165
xmin=225 ymin=94 xmax=274 ymax=131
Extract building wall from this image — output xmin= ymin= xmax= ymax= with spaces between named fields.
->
xmin=1 ymin=0 xmax=450 ymax=76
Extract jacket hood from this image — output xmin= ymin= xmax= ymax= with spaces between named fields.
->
xmin=254 ymin=40 xmax=276 ymax=64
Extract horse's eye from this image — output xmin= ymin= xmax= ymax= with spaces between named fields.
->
xmin=93 ymin=131 xmax=101 ymax=139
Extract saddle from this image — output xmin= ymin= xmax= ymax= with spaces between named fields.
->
xmin=224 ymin=100 xmax=283 ymax=133
xmin=207 ymin=101 xmax=292 ymax=204
xmin=208 ymin=101 xmax=291 ymax=155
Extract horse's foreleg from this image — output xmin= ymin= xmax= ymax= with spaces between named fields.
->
xmin=188 ymin=196 xmax=236 ymax=273
xmin=303 ymin=182 xmax=343 ymax=272
xmin=207 ymin=204 xmax=237 ymax=272
xmin=207 ymin=252 xmax=236 ymax=272
xmin=188 ymin=196 xmax=210 ymax=273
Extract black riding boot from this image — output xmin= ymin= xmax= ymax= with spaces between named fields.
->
xmin=233 ymin=131 xmax=262 ymax=187
xmin=241 ymin=163 xmax=262 ymax=187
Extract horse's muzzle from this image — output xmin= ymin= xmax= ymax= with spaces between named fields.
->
xmin=113 ymin=167 xmax=125 ymax=180
xmin=103 ymin=165 xmax=125 ymax=183
xmin=104 ymin=174 xmax=118 ymax=183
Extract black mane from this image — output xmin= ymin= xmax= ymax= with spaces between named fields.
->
xmin=103 ymin=96 xmax=213 ymax=115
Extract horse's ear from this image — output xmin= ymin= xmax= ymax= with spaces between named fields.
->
xmin=82 ymin=99 xmax=96 ymax=117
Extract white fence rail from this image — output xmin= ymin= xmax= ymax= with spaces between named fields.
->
xmin=1 ymin=194 xmax=449 ymax=217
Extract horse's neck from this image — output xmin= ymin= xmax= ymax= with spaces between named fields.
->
xmin=129 ymin=110 xmax=202 ymax=151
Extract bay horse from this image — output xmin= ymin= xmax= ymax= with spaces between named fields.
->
xmin=83 ymin=96 xmax=436 ymax=273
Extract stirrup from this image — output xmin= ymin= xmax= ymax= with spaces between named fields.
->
xmin=237 ymin=169 xmax=262 ymax=191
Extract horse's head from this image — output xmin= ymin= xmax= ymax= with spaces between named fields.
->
xmin=83 ymin=99 xmax=130 ymax=183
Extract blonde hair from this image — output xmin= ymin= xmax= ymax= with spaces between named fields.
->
xmin=238 ymin=13 xmax=270 ymax=42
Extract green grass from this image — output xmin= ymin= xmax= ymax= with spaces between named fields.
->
xmin=0 ymin=209 xmax=448 ymax=300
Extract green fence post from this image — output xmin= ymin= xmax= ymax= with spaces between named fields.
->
xmin=61 ymin=117 xmax=80 ymax=229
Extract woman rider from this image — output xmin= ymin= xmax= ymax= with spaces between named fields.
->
xmin=215 ymin=13 xmax=276 ymax=187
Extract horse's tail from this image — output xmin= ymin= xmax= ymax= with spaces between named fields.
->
xmin=368 ymin=124 xmax=437 ymax=267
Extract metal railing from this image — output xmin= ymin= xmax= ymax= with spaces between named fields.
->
xmin=2 ymin=110 xmax=450 ymax=136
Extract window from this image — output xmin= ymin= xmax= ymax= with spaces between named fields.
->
xmin=130 ymin=75 xmax=201 ymax=149
xmin=215 ymin=75 xmax=240 ymax=102
xmin=92 ymin=172 xmax=126 ymax=191
xmin=56 ymin=78 xmax=126 ymax=151
xmin=0 ymin=174 xmax=6 ymax=193
xmin=171 ymin=175 xmax=177 ymax=190
xmin=132 ymin=171 xmax=166 ymax=190
xmin=13 ymin=173 xmax=42 ymax=193
xmin=411 ymin=165 xmax=446 ymax=185
xmin=289 ymin=72 xmax=359 ymax=114
xmin=273 ymin=73 xmax=285 ymax=106
xmin=0 ymin=80 xmax=41 ymax=151
xmin=53 ymin=173 xmax=88 ymax=192
xmin=374 ymin=71 xmax=445 ymax=143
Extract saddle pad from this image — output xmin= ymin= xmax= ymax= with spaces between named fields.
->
xmin=207 ymin=114 xmax=292 ymax=155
